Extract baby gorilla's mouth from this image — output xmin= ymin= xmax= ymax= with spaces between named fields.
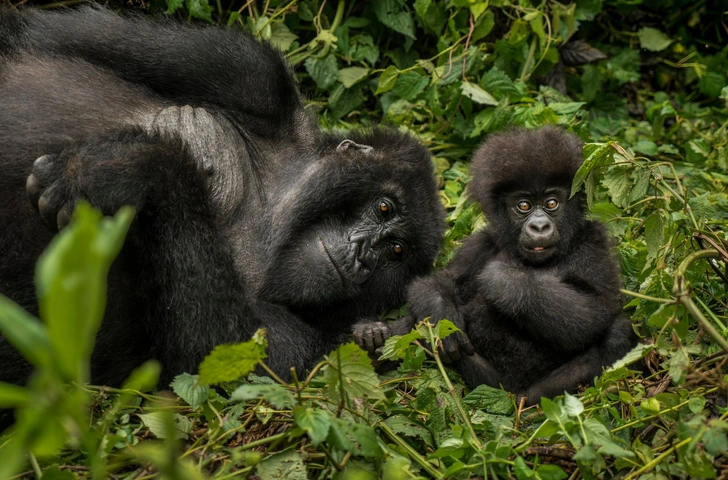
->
xmin=532 ymin=246 xmax=546 ymax=252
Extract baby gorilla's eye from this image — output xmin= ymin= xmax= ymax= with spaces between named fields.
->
xmin=517 ymin=201 xmax=532 ymax=212
xmin=545 ymin=198 xmax=559 ymax=210
xmin=392 ymin=242 xmax=404 ymax=256
xmin=379 ymin=200 xmax=393 ymax=216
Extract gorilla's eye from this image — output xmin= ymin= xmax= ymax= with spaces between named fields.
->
xmin=517 ymin=201 xmax=532 ymax=212
xmin=391 ymin=242 xmax=404 ymax=256
xmin=379 ymin=200 xmax=394 ymax=216
xmin=545 ymin=198 xmax=559 ymax=210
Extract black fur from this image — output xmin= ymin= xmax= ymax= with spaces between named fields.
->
xmin=0 ymin=7 xmax=444 ymax=389
xmin=356 ymin=126 xmax=637 ymax=404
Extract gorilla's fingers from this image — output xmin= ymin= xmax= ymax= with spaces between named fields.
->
xmin=460 ymin=334 xmax=476 ymax=356
xmin=26 ymin=174 xmax=42 ymax=210
xmin=37 ymin=185 xmax=66 ymax=230
xmin=57 ymin=204 xmax=72 ymax=230
xmin=440 ymin=336 xmax=461 ymax=363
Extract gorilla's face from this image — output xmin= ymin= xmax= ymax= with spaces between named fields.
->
xmin=257 ymin=130 xmax=445 ymax=313
xmin=507 ymin=188 xmax=566 ymax=263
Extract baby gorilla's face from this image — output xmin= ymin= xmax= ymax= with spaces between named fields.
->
xmin=506 ymin=188 xmax=568 ymax=263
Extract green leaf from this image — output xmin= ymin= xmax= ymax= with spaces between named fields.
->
xmin=171 ymin=373 xmax=210 ymax=409
xmin=0 ymin=295 xmax=51 ymax=368
xmin=640 ymin=397 xmax=660 ymax=415
xmin=198 ymin=329 xmax=267 ymax=385
xmin=433 ymin=319 xmax=459 ymax=340
xmin=166 ymin=0 xmax=184 ymax=14
xmin=391 ymin=71 xmax=429 ymax=100
xmin=688 ymin=396 xmax=706 ymax=414
xmin=564 ymin=393 xmax=584 ymax=417
xmin=139 ymin=412 xmax=193 ymax=440
xmin=571 ymin=143 xmax=615 ymax=197
xmin=376 ymin=65 xmax=400 ymax=95
xmin=382 ymin=456 xmax=413 ymax=480
xmin=257 ymin=449 xmax=308 ymax=480
xmin=185 ymin=0 xmax=212 ymax=22
xmin=629 ymin=170 xmax=652 ymax=203
xmin=40 ymin=465 xmax=77 ymax=480
xmin=270 ymin=22 xmax=298 ymax=51
xmin=327 ymin=418 xmax=383 ymax=458
xmin=338 ymin=67 xmax=370 ymax=88
xmin=230 ymin=384 xmax=296 ymax=409
xmin=293 ymin=406 xmax=331 ymax=445
xmin=638 ymin=27 xmax=673 ymax=52
xmin=703 ymin=428 xmax=728 ymax=456
xmin=463 ymin=384 xmax=514 ymax=415
xmin=643 ymin=212 xmax=665 ymax=261
xmin=668 ymin=348 xmax=690 ymax=384
xmin=122 ymin=360 xmax=161 ymax=392
xmin=37 ymin=204 xmax=134 ymax=383
xmin=374 ymin=0 xmax=416 ymax=39
xmin=0 ymin=381 xmax=31 ymax=408
xmin=597 ymin=441 xmax=636 ymax=459
xmin=305 ymin=54 xmax=338 ymax=90
xmin=323 ymin=343 xmax=385 ymax=402
xmin=385 ymin=415 xmax=434 ymax=447
xmin=514 ymin=456 xmax=534 ymax=480
xmin=461 ymin=81 xmax=499 ymax=106
xmin=380 ymin=329 xmax=424 ymax=360
xmin=535 ymin=464 xmax=568 ymax=480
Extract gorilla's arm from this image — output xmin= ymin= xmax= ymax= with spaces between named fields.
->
xmin=9 ymin=7 xmax=302 ymax=138
xmin=480 ymin=246 xmax=618 ymax=353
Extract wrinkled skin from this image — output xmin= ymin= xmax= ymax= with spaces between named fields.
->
xmin=356 ymin=127 xmax=637 ymax=405
xmin=0 ymin=7 xmax=444 ymax=392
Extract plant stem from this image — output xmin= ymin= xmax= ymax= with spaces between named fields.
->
xmin=378 ymin=422 xmax=444 ymax=479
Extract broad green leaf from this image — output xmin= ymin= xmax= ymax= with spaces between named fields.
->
xmin=669 ymin=348 xmax=690 ymax=385
xmin=535 ymin=464 xmax=568 ymax=480
xmin=564 ymin=392 xmax=584 ymax=417
xmin=640 ymin=397 xmax=660 ymax=415
xmin=338 ymin=67 xmax=370 ymax=88
xmin=638 ymin=27 xmax=673 ymax=52
xmin=185 ymin=0 xmax=212 ymax=22
xmin=374 ymin=0 xmax=416 ymax=39
xmin=688 ymin=396 xmax=706 ymax=414
xmin=391 ymin=71 xmax=429 ymax=100
xmin=376 ymin=65 xmax=400 ymax=94
xmin=597 ymin=441 xmax=636 ymax=459
xmin=385 ymin=415 xmax=434 ymax=446
xmin=463 ymin=384 xmax=514 ymax=415
xmin=433 ymin=319 xmax=459 ymax=340
xmin=257 ymin=449 xmax=307 ymax=480
xmin=461 ymin=82 xmax=499 ymax=106
xmin=703 ymin=428 xmax=728 ymax=456
xmin=305 ymin=53 xmax=338 ymax=90
xmin=382 ymin=455 xmax=413 ymax=480
xmin=293 ymin=406 xmax=331 ymax=445
xmin=139 ymin=412 xmax=193 ymax=440
xmin=40 ymin=465 xmax=77 ymax=480
xmin=644 ymin=212 xmax=665 ymax=261
xmin=171 ymin=373 xmax=210 ymax=409
xmin=230 ymin=384 xmax=296 ymax=409
xmin=122 ymin=360 xmax=161 ymax=393
xmin=608 ymin=343 xmax=654 ymax=370
xmin=380 ymin=329 xmax=424 ymax=360
xmin=270 ymin=22 xmax=298 ymax=51
xmin=166 ymin=0 xmax=184 ymax=14
xmin=629 ymin=170 xmax=652 ymax=203
xmin=198 ymin=329 xmax=267 ymax=385
xmin=323 ymin=343 xmax=385 ymax=402
xmin=514 ymin=456 xmax=534 ymax=480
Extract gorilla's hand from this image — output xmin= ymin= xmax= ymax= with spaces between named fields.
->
xmin=27 ymin=154 xmax=74 ymax=230
xmin=439 ymin=327 xmax=475 ymax=364
xmin=353 ymin=321 xmax=391 ymax=356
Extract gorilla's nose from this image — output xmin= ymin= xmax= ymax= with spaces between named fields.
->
xmin=528 ymin=216 xmax=553 ymax=235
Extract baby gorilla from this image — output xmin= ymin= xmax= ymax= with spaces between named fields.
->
xmin=355 ymin=126 xmax=637 ymax=404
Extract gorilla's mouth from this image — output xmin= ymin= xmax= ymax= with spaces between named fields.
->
xmin=319 ymin=237 xmax=345 ymax=285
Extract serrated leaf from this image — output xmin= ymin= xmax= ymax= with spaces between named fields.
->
xmin=461 ymin=81 xmax=499 ymax=106
xmin=198 ymin=330 xmax=267 ymax=385
xmin=561 ymin=39 xmax=607 ymax=65
xmin=230 ymin=384 xmax=296 ymax=409
xmin=597 ymin=441 xmax=635 ymax=459
xmin=391 ymin=71 xmax=429 ymax=100
xmin=385 ymin=415 xmax=434 ymax=447
xmin=463 ymin=384 xmax=514 ymax=415
xmin=564 ymin=393 xmax=584 ymax=417
xmin=293 ymin=406 xmax=331 ymax=445
xmin=638 ymin=27 xmax=673 ymax=52
xmin=270 ymin=22 xmax=298 ymax=51
xmin=324 ymin=343 xmax=385 ymax=402
xmin=338 ymin=67 xmax=369 ymax=88
xmin=376 ymin=65 xmax=399 ymax=95
xmin=629 ymin=170 xmax=652 ymax=203
xmin=608 ymin=343 xmax=654 ymax=370
xmin=433 ymin=319 xmax=459 ymax=340
xmin=643 ymin=212 xmax=665 ymax=260
xmin=374 ymin=0 xmax=416 ymax=39
xmin=305 ymin=53 xmax=338 ymax=90
xmin=139 ymin=412 xmax=192 ymax=440
xmin=170 ymin=373 xmax=210 ymax=409
xmin=327 ymin=418 xmax=382 ymax=458
xmin=571 ymin=143 xmax=615 ymax=197
xmin=668 ymin=348 xmax=689 ymax=384
xmin=257 ymin=449 xmax=307 ymax=480
xmin=380 ymin=329 xmax=424 ymax=360
xmin=185 ymin=0 xmax=212 ymax=22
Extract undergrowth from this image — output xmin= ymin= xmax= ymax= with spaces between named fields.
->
xmin=1 ymin=0 xmax=727 ymax=478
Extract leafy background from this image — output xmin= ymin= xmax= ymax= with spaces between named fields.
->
xmin=1 ymin=0 xmax=728 ymax=478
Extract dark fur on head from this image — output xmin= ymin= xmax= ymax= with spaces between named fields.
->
xmin=469 ymin=126 xmax=586 ymax=261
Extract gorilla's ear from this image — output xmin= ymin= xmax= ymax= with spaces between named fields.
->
xmin=337 ymin=139 xmax=374 ymax=154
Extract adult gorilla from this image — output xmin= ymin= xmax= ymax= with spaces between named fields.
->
xmin=0 ymin=7 xmax=444 ymax=387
